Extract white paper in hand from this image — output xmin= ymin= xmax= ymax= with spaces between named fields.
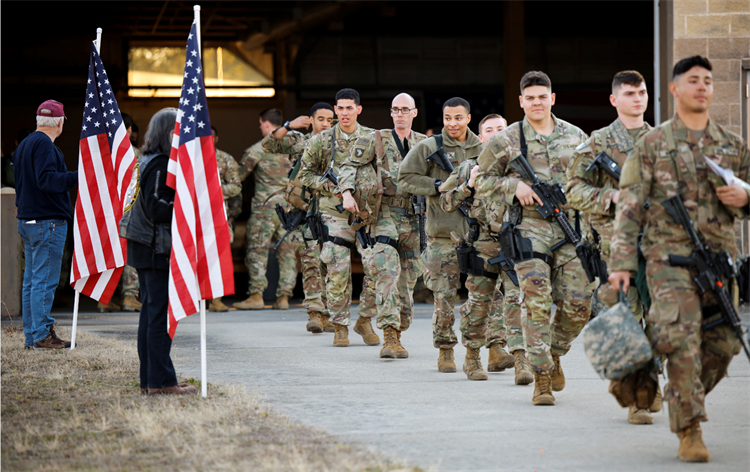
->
xmin=704 ymin=156 xmax=736 ymax=186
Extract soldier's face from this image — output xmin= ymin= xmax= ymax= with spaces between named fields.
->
xmin=335 ymin=99 xmax=362 ymax=129
xmin=478 ymin=117 xmax=507 ymax=144
xmin=443 ymin=106 xmax=471 ymax=139
xmin=670 ymin=66 xmax=713 ymax=113
xmin=312 ymin=109 xmax=334 ymax=135
xmin=519 ymin=86 xmax=555 ymax=122
xmin=391 ymin=95 xmax=417 ymax=131
xmin=259 ymin=118 xmax=275 ymax=137
xmin=610 ymin=83 xmax=648 ymax=118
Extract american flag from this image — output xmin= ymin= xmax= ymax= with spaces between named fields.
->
xmin=166 ymin=21 xmax=234 ymax=338
xmin=71 ymin=44 xmax=135 ymax=304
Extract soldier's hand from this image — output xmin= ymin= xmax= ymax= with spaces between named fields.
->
xmin=342 ymin=190 xmax=359 ymax=213
xmin=468 ymin=165 xmax=480 ymax=188
xmin=608 ymin=270 xmax=631 ymax=293
xmin=716 ymin=184 xmax=750 ymax=208
xmin=290 ymin=116 xmax=313 ymax=130
xmin=515 ymin=181 xmax=543 ymax=207
xmin=612 ymin=190 xmax=620 ymax=204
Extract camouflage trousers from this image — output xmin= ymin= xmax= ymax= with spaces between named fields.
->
xmin=502 ymin=270 xmax=526 ymax=352
xmin=459 ymin=237 xmax=525 ymax=350
xmin=245 ymin=204 xmax=298 ymax=298
xmin=515 ymin=218 xmax=594 ymax=374
xmin=423 ymin=236 xmax=461 ymax=349
xmin=646 ymin=261 xmax=741 ymax=433
xmin=289 ymin=225 xmax=327 ymax=316
xmin=357 ymin=208 xmax=423 ymax=331
xmin=120 ymin=264 xmax=139 ymax=298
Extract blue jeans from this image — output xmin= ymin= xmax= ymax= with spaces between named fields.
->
xmin=17 ymin=219 xmax=67 ymax=345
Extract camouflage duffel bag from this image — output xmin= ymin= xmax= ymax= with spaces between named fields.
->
xmin=582 ymin=286 xmax=652 ymax=380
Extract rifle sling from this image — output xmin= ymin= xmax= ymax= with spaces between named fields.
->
xmin=392 ymin=130 xmax=409 ymax=158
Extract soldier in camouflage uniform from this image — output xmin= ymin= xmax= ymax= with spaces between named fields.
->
xmin=234 ymin=109 xmax=297 ymax=311
xmin=297 ymin=89 xmax=375 ymax=347
xmin=261 ymin=102 xmax=335 ymax=332
xmin=609 ymin=56 xmax=747 ymax=463
xmin=339 ymin=93 xmax=427 ymax=359
xmin=209 ymin=126 xmax=242 ymax=312
xmin=476 ymin=71 xmax=591 ymax=405
xmin=566 ymin=70 xmax=660 ymax=423
xmin=398 ymin=97 xmax=483 ymax=372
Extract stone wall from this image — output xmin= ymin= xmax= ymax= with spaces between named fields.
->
xmin=674 ymin=0 xmax=749 ymax=136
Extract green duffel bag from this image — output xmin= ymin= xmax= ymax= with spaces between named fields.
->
xmin=582 ymin=283 xmax=653 ymax=380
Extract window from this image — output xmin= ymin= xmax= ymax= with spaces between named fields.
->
xmin=128 ymin=45 xmax=274 ymax=98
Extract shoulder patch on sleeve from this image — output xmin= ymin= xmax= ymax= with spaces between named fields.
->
xmin=619 ymin=155 xmax=641 ymax=188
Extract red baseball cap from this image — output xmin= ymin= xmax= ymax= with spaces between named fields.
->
xmin=37 ymin=100 xmax=67 ymax=119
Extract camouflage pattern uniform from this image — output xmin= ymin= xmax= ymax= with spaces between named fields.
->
xmin=339 ymin=129 xmax=427 ymax=331
xmin=610 ymin=115 xmax=746 ymax=433
xmin=261 ymin=130 xmax=327 ymax=315
xmin=215 ymin=148 xmax=242 ymax=244
xmin=398 ymin=129 xmax=483 ymax=348
xmin=239 ymin=141 xmax=297 ymax=298
xmin=476 ymin=116 xmax=592 ymax=374
xmin=121 ymin=146 xmax=142 ymax=298
xmin=440 ymin=158 xmax=519 ymax=349
xmin=567 ymin=118 xmax=652 ymax=319
xmin=298 ymin=123 xmax=374 ymax=325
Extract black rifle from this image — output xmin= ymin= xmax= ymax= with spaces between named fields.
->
xmin=458 ymin=194 xmax=474 ymax=217
xmin=320 ymin=167 xmax=338 ymax=186
xmin=425 ymin=135 xmax=454 ymax=172
xmin=488 ymin=250 xmax=520 ymax=286
xmin=576 ymin=228 xmax=608 ymax=284
xmin=352 ymin=219 xmax=374 ymax=249
xmin=509 ymin=154 xmax=580 ymax=247
xmin=662 ymin=194 xmax=750 ymax=362
xmin=411 ymin=194 xmax=427 ymax=254
xmin=274 ymin=204 xmax=306 ymax=250
xmin=586 ymin=152 xmax=621 ymax=182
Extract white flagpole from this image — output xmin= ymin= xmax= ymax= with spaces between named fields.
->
xmin=71 ymin=26 xmax=103 ymax=351
xmin=194 ymin=4 xmax=207 ymax=399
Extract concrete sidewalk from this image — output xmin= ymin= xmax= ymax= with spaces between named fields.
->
xmin=49 ymin=303 xmax=749 ymax=472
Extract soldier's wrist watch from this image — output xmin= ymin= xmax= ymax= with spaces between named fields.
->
xmin=434 ymin=180 xmax=442 ymax=194
xmin=283 ymin=121 xmax=292 ymax=131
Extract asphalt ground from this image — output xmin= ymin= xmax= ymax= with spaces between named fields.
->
xmin=11 ymin=300 xmax=750 ymax=472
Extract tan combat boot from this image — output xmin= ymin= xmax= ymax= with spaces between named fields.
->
xmin=650 ymin=382 xmax=663 ymax=413
xmin=628 ymin=404 xmax=654 ymax=425
xmin=234 ymin=293 xmax=265 ymax=310
xmin=487 ymin=343 xmax=514 ymax=372
xmin=438 ymin=348 xmax=456 ymax=373
xmin=321 ymin=314 xmax=335 ymax=333
xmin=463 ymin=347 xmax=489 ymax=381
xmin=353 ymin=316 xmax=380 ymax=346
xmin=512 ymin=350 xmax=534 ymax=385
xmin=532 ymin=372 xmax=555 ymax=405
xmin=273 ymin=296 xmax=289 ymax=310
xmin=380 ymin=326 xmax=398 ymax=358
xmin=333 ymin=325 xmax=349 ymax=347
xmin=550 ymin=354 xmax=565 ymax=391
xmin=395 ymin=330 xmax=409 ymax=358
xmin=97 ymin=300 xmax=121 ymax=313
xmin=677 ymin=421 xmax=710 ymax=462
xmin=306 ymin=312 xmax=323 ymax=333
xmin=209 ymin=298 xmax=229 ymax=312
xmin=122 ymin=295 xmax=142 ymax=312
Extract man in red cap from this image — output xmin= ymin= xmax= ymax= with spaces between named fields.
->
xmin=14 ymin=100 xmax=77 ymax=349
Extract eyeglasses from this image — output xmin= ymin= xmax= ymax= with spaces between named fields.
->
xmin=390 ymin=107 xmax=415 ymax=115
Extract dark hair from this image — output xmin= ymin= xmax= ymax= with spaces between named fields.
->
xmin=121 ymin=113 xmax=134 ymax=131
xmin=442 ymin=97 xmax=470 ymax=114
xmin=311 ymin=102 xmax=334 ymax=116
xmin=520 ymin=71 xmax=552 ymax=94
xmin=335 ymin=88 xmax=360 ymax=106
xmin=141 ymin=108 xmax=177 ymax=156
xmin=211 ymin=125 xmax=218 ymax=136
xmin=479 ymin=114 xmax=505 ymax=130
xmin=672 ymin=55 xmax=713 ymax=80
xmin=132 ymin=122 xmax=139 ymax=133
xmin=259 ymin=108 xmax=283 ymax=127
xmin=612 ymin=70 xmax=646 ymax=94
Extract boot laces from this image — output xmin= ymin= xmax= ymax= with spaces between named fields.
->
xmin=442 ymin=349 xmax=453 ymax=361
xmin=537 ymin=374 xmax=552 ymax=393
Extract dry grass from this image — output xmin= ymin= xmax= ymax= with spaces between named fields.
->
xmin=1 ymin=324 xmax=420 ymax=472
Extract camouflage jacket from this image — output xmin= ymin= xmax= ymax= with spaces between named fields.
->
xmin=610 ymin=114 xmax=750 ymax=273
xmin=215 ymin=148 xmax=242 ymax=201
xmin=297 ymin=122 xmax=373 ymax=209
xmin=398 ymin=128 xmax=483 ymax=238
xmin=261 ymin=130 xmax=311 ymax=161
xmin=439 ymin=158 xmax=504 ymax=233
xmin=239 ymin=140 xmax=292 ymax=209
xmin=339 ymin=129 xmax=428 ymax=213
xmin=476 ymin=115 xmax=588 ymax=215
xmin=566 ymin=118 xmax=651 ymax=245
